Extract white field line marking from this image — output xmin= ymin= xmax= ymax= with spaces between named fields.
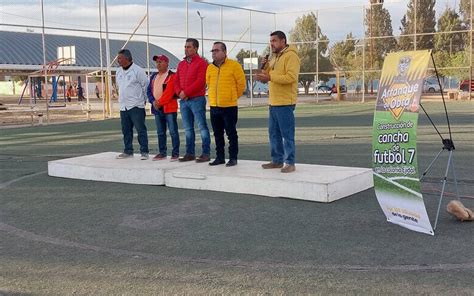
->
xmin=373 ymin=172 xmax=423 ymax=198
xmin=0 ymin=171 xmax=47 ymax=189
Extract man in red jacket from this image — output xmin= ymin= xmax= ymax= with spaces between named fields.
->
xmin=174 ymin=38 xmax=211 ymax=163
xmin=147 ymin=54 xmax=180 ymax=161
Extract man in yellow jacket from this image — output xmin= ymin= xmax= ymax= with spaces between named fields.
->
xmin=206 ymin=41 xmax=246 ymax=167
xmin=256 ymin=31 xmax=301 ymax=173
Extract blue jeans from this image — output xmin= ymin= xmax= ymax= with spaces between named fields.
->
xmin=120 ymin=107 xmax=149 ymax=154
xmin=180 ymin=96 xmax=211 ymax=156
xmin=210 ymin=106 xmax=238 ymax=160
xmin=154 ymin=110 xmax=180 ymax=157
xmin=269 ymin=105 xmax=295 ymax=165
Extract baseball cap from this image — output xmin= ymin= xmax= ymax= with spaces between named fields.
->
xmin=153 ymin=55 xmax=169 ymax=63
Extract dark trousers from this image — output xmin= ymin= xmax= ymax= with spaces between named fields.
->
xmin=120 ymin=107 xmax=149 ymax=154
xmin=210 ymin=106 xmax=238 ymax=160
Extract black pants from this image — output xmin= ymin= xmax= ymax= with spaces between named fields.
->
xmin=210 ymin=106 xmax=238 ymax=160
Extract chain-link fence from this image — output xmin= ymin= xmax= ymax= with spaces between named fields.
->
xmin=0 ymin=0 xmax=472 ymax=124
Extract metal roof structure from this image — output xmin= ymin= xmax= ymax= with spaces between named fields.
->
xmin=0 ymin=31 xmax=180 ymax=73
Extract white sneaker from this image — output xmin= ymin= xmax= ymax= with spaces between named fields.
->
xmin=116 ymin=153 xmax=133 ymax=159
xmin=140 ymin=152 xmax=149 ymax=160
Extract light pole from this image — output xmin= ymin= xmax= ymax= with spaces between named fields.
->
xmin=197 ymin=11 xmax=204 ymax=57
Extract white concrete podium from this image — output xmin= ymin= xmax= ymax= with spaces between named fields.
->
xmin=165 ymin=160 xmax=373 ymax=202
xmin=48 ymin=152 xmax=373 ymax=202
xmin=48 ymin=152 xmax=189 ymax=185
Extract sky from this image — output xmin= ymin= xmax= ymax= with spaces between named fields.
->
xmin=0 ymin=0 xmax=466 ymax=60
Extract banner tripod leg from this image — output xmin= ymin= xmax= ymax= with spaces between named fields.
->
xmin=450 ymin=152 xmax=461 ymax=200
xmin=420 ymin=140 xmax=459 ymax=230
xmin=433 ymin=150 xmax=459 ymax=230
xmin=419 ymin=148 xmax=443 ymax=182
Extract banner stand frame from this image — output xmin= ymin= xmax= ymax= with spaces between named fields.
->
xmin=419 ymin=53 xmax=460 ymax=230
xmin=419 ymin=139 xmax=459 ymax=230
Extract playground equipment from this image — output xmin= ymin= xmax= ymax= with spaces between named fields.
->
xmin=18 ymin=58 xmax=74 ymax=107
xmin=18 ymin=77 xmax=43 ymax=105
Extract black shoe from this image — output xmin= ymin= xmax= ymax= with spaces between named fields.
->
xmin=209 ymin=158 xmax=225 ymax=166
xmin=226 ymin=159 xmax=238 ymax=167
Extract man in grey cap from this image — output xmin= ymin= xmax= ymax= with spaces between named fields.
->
xmin=115 ymin=49 xmax=150 ymax=160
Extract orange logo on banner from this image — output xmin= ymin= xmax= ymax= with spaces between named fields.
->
xmin=381 ymin=56 xmax=418 ymax=120
xmin=383 ymin=82 xmax=415 ymax=120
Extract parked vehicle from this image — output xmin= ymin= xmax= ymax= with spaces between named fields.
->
xmin=298 ymin=82 xmax=344 ymax=95
xmin=423 ymin=81 xmax=441 ymax=93
xmin=459 ymin=80 xmax=474 ymax=92
xmin=298 ymin=82 xmax=315 ymax=94
xmin=317 ymin=85 xmax=331 ymax=94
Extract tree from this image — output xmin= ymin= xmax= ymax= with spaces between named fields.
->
xmin=399 ymin=0 xmax=436 ymax=50
xmin=289 ymin=12 xmax=332 ymax=94
xmin=459 ymin=0 xmax=471 ymax=29
xmin=432 ymin=49 xmax=469 ymax=81
xmin=459 ymin=0 xmax=471 ymax=49
xmin=366 ymin=1 xmax=397 ymax=93
xmin=235 ymin=48 xmax=258 ymax=67
xmin=435 ymin=7 xmax=465 ymax=53
xmin=329 ymin=33 xmax=364 ymax=93
xmin=433 ymin=7 xmax=468 ymax=80
xmin=330 ymin=33 xmax=356 ymax=71
xmin=366 ymin=2 xmax=397 ymax=65
xmin=235 ymin=48 xmax=259 ymax=97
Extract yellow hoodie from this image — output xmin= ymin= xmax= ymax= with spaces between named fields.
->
xmin=264 ymin=45 xmax=300 ymax=106
xmin=206 ymin=58 xmax=246 ymax=107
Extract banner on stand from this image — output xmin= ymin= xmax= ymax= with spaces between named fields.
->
xmin=372 ymin=50 xmax=434 ymax=235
